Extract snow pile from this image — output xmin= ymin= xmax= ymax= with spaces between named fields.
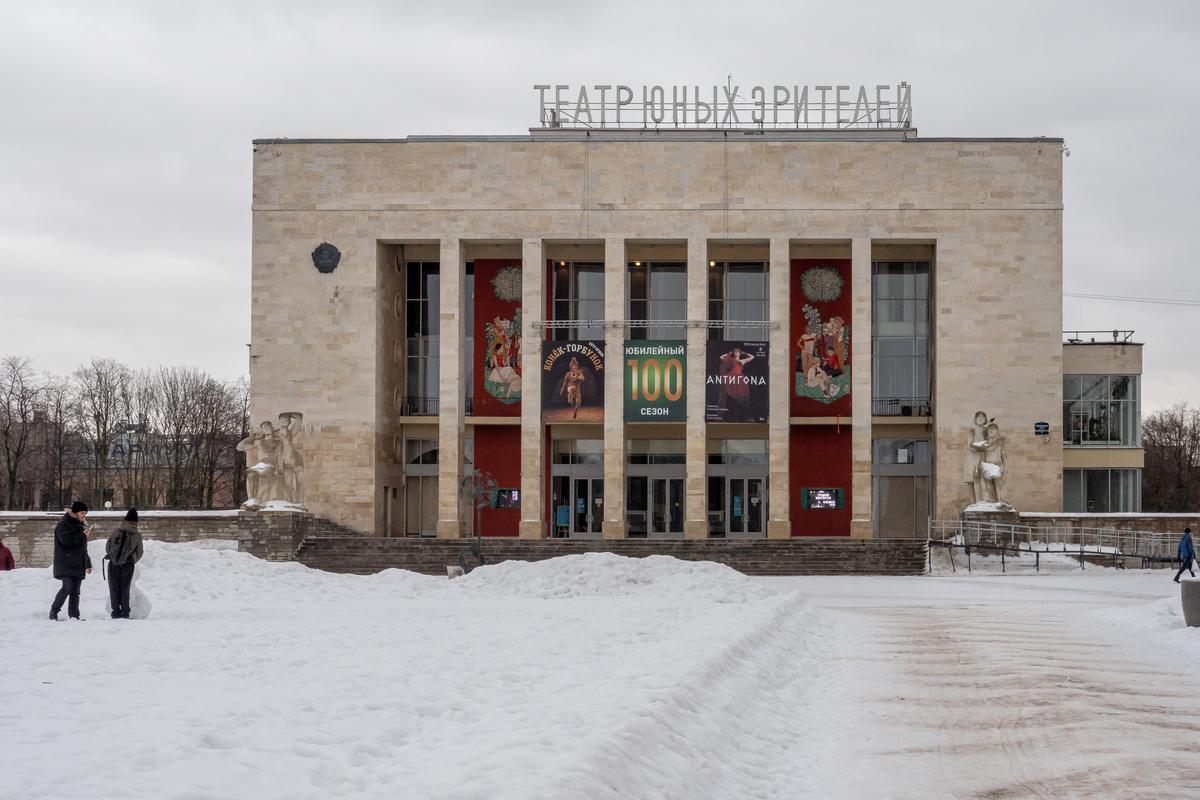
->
xmin=456 ymin=551 xmax=774 ymax=603
xmin=1101 ymin=585 xmax=1200 ymax=660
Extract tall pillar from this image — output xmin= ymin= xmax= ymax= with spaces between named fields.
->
xmin=850 ymin=237 xmax=873 ymax=538
xmin=437 ymin=237 xmax=466 ymax=538
xmin=684 ymin=237 xmax=708 ymax=539
xmin=602 ymin=238 xmax=626 ymax=539
xmin=767 ymin=237 xmax=791 ymax=538
xmin=519 ymin=238 xmax=546 ymax=538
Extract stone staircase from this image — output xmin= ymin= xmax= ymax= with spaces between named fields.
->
xmin=294 ymin=536 xmax=929 ymax=576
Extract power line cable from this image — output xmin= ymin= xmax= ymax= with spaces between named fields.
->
xmin=1064 ymin=291 xmax=1200 ymax=307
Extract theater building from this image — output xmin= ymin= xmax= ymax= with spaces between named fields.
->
xmin=250 ymin=83 xmax=1073 ymax=539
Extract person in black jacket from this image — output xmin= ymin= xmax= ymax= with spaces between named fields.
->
xmin=105 ymin=508 xmax=143 ymax=619
xmin=49 ymin=501 xmax=93 ymax=620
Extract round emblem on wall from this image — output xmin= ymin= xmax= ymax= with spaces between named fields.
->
xmin=312 ymin=242 xmax=341 ymax=274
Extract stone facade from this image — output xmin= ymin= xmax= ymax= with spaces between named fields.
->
xmin=251 ymin=130 xmax=1064 ymax=536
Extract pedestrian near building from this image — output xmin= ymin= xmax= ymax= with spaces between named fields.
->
xmin=105 ymin=508 xmax=143 ymax=619
xmin=49 ymin=501 xmax=93 ymax=620
xmin=0 ymin=537 xmax=15 ymax=571
xmin=1175 ymin=527 xmax=1196 ymax=583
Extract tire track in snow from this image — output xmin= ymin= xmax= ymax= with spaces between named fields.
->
xmin=803 ymin=603 xmax=1200 ymax=799
xmin=540 ymin=591 xmax=849 ymax=800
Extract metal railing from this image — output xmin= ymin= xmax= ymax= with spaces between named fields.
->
xmin=872 ymin=396 xmax=931 ymax=417
xmin=928 ymin=518 xmax=1179 ymax=566
xmin=1063 ymin=330 xmax=1135 ymax=344
xmin=399 ymin=397 xmax=440 ymax=416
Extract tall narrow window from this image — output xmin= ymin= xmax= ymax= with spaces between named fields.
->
xmin=872 ymin=262 xmax=930 ymax=416
xmin=708 ymin=261 xmax=768 ymax=341
xmin=405 ymin=262 xmax=440 ymax=415
xmin=552 ymin=262 xmax=604 ymax=340
xmin=628 ymin=262 xmax=686 ymax=340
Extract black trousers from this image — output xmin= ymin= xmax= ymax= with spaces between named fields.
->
xmin=1175 ymin=556 xmax=1196 ymax=582
xmin=50 ymin=576 xmax=82 ymax=618
xmin=108 ymin=562 xmax=135 ymax=619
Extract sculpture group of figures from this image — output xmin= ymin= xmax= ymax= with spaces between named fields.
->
xmin=964 ymin=410 xmax=1009 ymax=507
xmin=237 ymin=412 xmax=305 ymax=509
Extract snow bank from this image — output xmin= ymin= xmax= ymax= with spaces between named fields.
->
xmin=455 ymin=551 xmax=773 ymax=603
xmin=0 ymin=540 xmax=804 ymax=800
xmin=1101 ymin=587 xmax=1200 ymax=660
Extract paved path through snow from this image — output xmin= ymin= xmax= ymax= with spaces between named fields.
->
xmin=765 ymin=575 xmax=1200 ymax=799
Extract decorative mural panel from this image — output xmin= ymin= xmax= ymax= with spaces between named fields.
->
xmin=541 ymin=340 xmax=605 ymax=423
xmin=473 ymin=260 xmax=523 ymax=416
xmin=791 ymin=260 xmax=852 ymax=417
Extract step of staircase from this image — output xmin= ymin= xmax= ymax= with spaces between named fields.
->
xmin=294 ymin=536 xmax=928 ymax=577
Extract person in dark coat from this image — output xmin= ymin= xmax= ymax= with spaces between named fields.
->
xmin=105 ymin=508 xmax=143 ymax=619
xmin=0 ymin=537 xmax=15 ymax=571
xmin=1175 ymin=527 xmax=1196 ymax=583
xmin=49 ymin=501 xmax=93 ymax=620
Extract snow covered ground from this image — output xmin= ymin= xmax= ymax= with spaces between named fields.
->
xmin=2 ymin=542 xmax=1198 ymax=799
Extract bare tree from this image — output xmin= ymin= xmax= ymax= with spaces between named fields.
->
xmin=35 ymin=376 xmax=77 ymax=511
xmin=0 ymin=356 xmax=44 ymax=508
xmin=73 ymin=358 xmax=130 ymax=507
xmin=1142 ymin=403 xmax=1200 ymax=512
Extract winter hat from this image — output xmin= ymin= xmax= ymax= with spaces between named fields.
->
xmin=1186 ymin=527 xmax=1192 ymax=534
xmin=125 ymin=508 xmax=138 ymax=523
xmin=70 ymin=501 xmax=89 ymax=514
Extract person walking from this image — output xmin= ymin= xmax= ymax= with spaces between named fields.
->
xmin=1175 ymin=527 xmax=1196 ymax=583
xmin=105 ymin=508 xmax=143 ymax=619
xmin=0 ymin=537 xmax=15 ymax=570
xmin=49 ymin=501 xmax=93 ymax=620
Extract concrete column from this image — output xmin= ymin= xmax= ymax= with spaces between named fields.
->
xmin=602 ymin=238 xmax=626 ymax=539
xmin=436 ymin=237 xmax=465 ymax=538
xmin=519 ymin=238 xmax=546 ymax=538
xmin=850 ymin=237 xmax=873 ymax=538
xmin=767 ymin=237 xmax=791 ymax=538
xmin=684 ymin=237 xmax=708 ymax=539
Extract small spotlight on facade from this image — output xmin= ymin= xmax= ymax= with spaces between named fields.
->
xmin=709 ymin=260 xmax=717 ymax=267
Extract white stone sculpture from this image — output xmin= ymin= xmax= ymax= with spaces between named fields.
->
xmin=966 ymin=414 xmax=1013 ymax=511
xmin=237 ymin=412 xmax=306 ymax=511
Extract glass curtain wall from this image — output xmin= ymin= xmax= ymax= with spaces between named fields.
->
xmin=871 ymin=262 xmax=930 ymax=416
xmin=1063 ymin=375 xmax=1140 ymax=446
xmin=405 ymin=262 xmax=440 ymax=415
xmin=552 ymin=262 xmax=605 ymax=340
xmin=708 ymin=262 xmax=768 ymax=340
xmin=628 ymin=262 xmax=686 ymax=340
xmin=1063 ymin=468 xmax=1141 ymax=512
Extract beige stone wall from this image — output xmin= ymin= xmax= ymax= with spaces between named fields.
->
xmin=251 ymin=133 xmax=1063 ymax=534
xmin=1063 ymin=343 xmax=1142 ymax=375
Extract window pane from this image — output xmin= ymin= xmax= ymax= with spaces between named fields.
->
xmin=1063 ymin=469 xmax=1083 ymax=512
xmin=628 ymin=266 xmax=647 ymax=301
xmin=1063 ymin=375 xmax=1082 ymax=402
xmin=576 ymin=267 xmax=604 ymax=301
xmin=1082 ymin=375 xmax=1107 ymax=401
xmin=1085 ymin=469 xmax=1109 ymax=512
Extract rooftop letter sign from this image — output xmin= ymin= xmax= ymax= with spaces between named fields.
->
xmin=534 ymin=81 xmax=911 ymax=130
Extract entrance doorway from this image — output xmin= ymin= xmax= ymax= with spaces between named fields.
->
xmin=550 ymin=439 xmax=603 ymax=538
xmin=707 ymin=440 xmax=768 ymax=537
xmin=872 ymin=438 xmax=931 ymax=537
xmin=626 ymin=439 xmax=685 ymax=537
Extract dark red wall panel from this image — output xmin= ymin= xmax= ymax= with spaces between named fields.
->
xmin=473 ymin=425 xmax=521 ymax=536
xmin=789 ymin=425 xmax=852 ymax=537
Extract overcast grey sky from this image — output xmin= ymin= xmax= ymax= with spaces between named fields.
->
xmin=2 ymin=0 xmax=1197 ymax=412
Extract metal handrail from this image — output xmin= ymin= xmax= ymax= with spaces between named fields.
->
xmin=1062 ymin=330 xmax=1135 ymax=344
xmin=928 ymin=519 xmax=1178 ymax=561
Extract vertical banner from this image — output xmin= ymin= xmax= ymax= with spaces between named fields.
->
xmin=791 ymin=260 xmax=852 ymax=416
xmin=705 ymin=341 xmax=769 ymax=422
xmin=541 ymin=341 xmax=605 ymax=422
xmin=474 ymin=260 xmax=523 ymax=416
xmin=624 ymin=340 xmax=686 ymax=421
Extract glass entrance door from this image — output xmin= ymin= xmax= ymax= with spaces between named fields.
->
xmin=709 ymin=475 xmax=766 ymax=536
xmin=552 ymin=475 xmax=604 ymax=537
xmin=649 ymin=477 xmax=684 ymax=536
